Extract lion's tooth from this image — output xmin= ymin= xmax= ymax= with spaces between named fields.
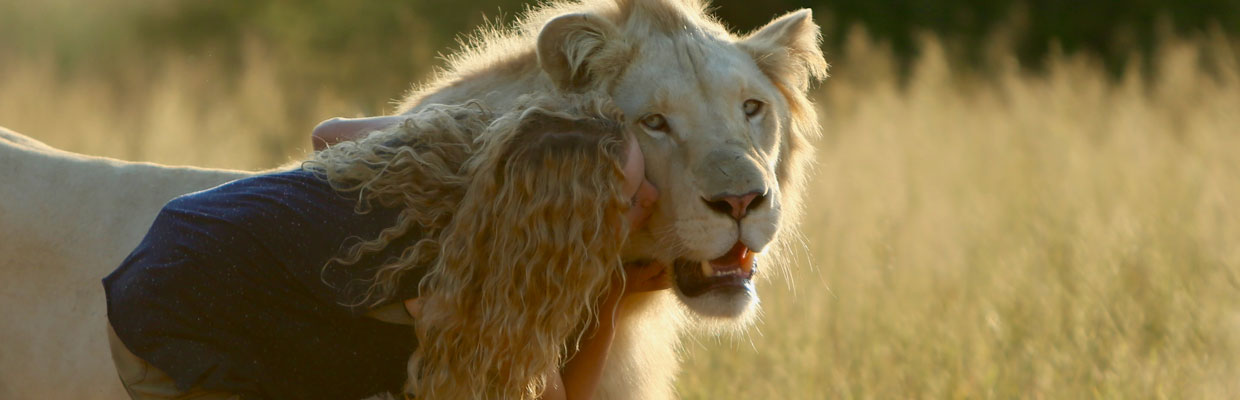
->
xmin=701 ymin=260 xmax=713 ymax=277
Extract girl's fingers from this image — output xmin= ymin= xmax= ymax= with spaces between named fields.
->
xmin=622 ymin=261 xmax=671 ymax=293
xmin=403 ymin=297 xmax=423 ymax=318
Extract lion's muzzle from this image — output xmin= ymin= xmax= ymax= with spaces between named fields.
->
xmin=673 ymin=241 xmax=757 ymax=298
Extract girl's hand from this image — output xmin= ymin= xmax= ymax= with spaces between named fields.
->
xmin=403 ymin=297 xmax=430 ymax=341
xmin=618 ymin=261 xmax=670 ymax=296
xmin=620 ymin=136 xmax=659 ymax=231
xmin=599 ymin=261 xmax=671 ymax=322
xmin=311 ymin=116 xmax=406 ymax=150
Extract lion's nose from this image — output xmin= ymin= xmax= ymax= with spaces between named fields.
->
xmin=703 ymin=191 xmax=765 ymax=221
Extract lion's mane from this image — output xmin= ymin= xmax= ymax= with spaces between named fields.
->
xmin=307 ymin=93 xmax=631 ymax=399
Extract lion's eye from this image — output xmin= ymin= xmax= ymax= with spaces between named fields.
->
xmin=640 ymin=114 xmax=669 ymax=132
xmin=743 ymin=99 xmax=764 ymax=118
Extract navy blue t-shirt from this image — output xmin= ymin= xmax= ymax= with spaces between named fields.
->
xmin=104 ymin=169 xmax=423 ymax=399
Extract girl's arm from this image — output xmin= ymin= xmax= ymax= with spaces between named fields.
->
xmin=311 ymin=116 xmax=406 ymax=150
xmin=543 ymin=289 xmax=620 ymax=400
xmin=407 ymin=262 xmax=668 ymax=400
xmin=543 ymin=261 xmax=669 ymax=400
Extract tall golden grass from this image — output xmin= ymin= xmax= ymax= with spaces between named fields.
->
xmin=679 ymin=32 xmax=1240 ymax=399
xmin=2 ymin=24 xmax=1237 ymax=399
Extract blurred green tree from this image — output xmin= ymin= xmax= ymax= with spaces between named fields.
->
xmin=129 ymin=0 xmax=1238 ymax=79
xmin=4 ymin=0 xmax=1233 ymax=103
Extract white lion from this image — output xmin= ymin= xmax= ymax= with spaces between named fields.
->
xmin=0 ymin=0 xmax=825 ymax=398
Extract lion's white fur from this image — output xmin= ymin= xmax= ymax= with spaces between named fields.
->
xmin=0 ymin=126 xmax=251 ymax=398
xmin=0 ymin=0 xmax=824 ymax=398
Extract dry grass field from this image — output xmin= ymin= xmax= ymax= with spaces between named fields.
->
xmin=679 ymin=33 xmax=1240 ymax=399
xmin=3 ymin=12 xmax=1238 ymax=399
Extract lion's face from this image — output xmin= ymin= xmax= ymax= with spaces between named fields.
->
xmin=536 ymin=4 xmax=826 ymax=321
xmin=610 ymin=38 xmax=786 ymax=318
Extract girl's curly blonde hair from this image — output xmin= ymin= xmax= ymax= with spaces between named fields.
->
xmin=305 ymin=92 xmax=631 ymax=399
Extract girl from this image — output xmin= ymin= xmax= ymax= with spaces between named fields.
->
xmin=104 ymin=93 xmax=661 ymax=399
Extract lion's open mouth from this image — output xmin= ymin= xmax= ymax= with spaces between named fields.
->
xmin=673 ymin=241 xmax=758 ymax=297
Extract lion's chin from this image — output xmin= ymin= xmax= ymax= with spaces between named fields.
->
xmin=675 ymin=281 xmax=758 ymax=319
xmin=672 ymin=242 xmax=760 ymax=319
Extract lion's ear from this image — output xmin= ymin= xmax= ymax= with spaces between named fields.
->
xmin=537 ymin=13 xmax=629 ymax=92
xmin=738 ymin=9 xmax=829 ymax=92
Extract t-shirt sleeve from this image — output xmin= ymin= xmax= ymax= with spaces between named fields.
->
xmin=234 ymin=171 xmax=425 ymax=314
xmin=152 ymin=170 xmax=420 ymax=317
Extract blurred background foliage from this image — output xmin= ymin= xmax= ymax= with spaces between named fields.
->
xmin=2 ymin=0 xmax=1236 ymax=110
